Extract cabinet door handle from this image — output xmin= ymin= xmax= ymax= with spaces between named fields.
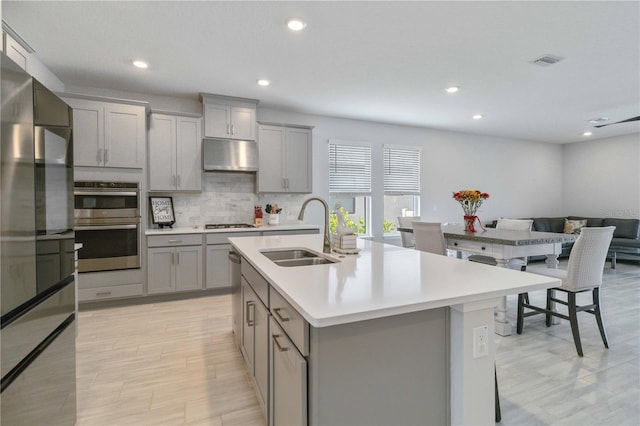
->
xmin=177 ymin=175 xmax=181 ymax=188
xmin=227 ymin=124 xmax=231 ymax=135
xmin=246 ymin=301 xmax=255 ymax=326
xmin=172 ymin=175 xmax=176 ymax=186
xmin=272 ymin=333 xmax=289 ymax=352
xmin=104 ymin=149 xmax=109 ymax=163
xmin=96 ymin=291 xmax=112 ymax=297
xmin=171 ymin=252 xmax=175 ymax=264
xmin=231 ymin=124 xmax=235 ymax=135
xmin=273 ymin=307 xmax=290 ymax=322
xmin=168 ymin=239 xmax=182 ymax=244
xmin=176 ymin=252 xmax=180 ymax=264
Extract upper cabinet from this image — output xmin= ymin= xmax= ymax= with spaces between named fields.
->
xmin=257 ymin=124 xmax=312 ymax=193
xmin=200 ymin=93 xmax=258 ymax=140
xmin=63 ymin=97 xmax=147 ymax=168
xmin=3 ymin=32 xmax=28 ymax=71
xmin=148 ymin=112 xmax=202 ymax=191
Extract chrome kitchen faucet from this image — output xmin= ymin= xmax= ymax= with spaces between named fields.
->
xmin=298 ymin=196 xmax=332 ymax=253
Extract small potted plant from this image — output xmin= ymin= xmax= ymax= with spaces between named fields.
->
xmin=265 ymin=204 xmax=282 ymax=225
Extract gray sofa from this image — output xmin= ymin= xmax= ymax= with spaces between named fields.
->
xmin=489 ymin=216 xmax=640 ymax=268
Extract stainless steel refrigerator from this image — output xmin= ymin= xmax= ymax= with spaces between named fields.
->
xmin=1 ymin=52 xmax=77 ymax=425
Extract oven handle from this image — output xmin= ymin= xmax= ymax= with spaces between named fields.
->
xmin=74 ymin=190 xmax=139 ymax=197
xmin=75 ymin=224 xmax=138 ymax=231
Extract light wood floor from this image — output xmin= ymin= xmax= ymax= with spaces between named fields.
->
xmin=76 ymin=260 xmax=640 ymax=425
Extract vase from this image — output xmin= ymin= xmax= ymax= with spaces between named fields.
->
xmin=464 ymin=215 xmax=477 ymax=233
xmin=269 ymin=214 xmax=280 ymax=225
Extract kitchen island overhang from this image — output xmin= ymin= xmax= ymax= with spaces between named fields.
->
xmin=230 ymin=234 xmax=560 ymax=328
xmin=230 ymin=234 xmax=560 ymax=425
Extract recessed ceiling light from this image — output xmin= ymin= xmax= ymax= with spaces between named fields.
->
xmin=446 ymin=86 xmax=460 ymax=93
xmin=132 ymin=60 xmax=148 ymax=69
xmin=286 ymin=18 xmax=306 ymax=31
xmin=472 ymin=114 xmax=483 ymax=120
xmin=257 ymin=79 xmax=271 ymax=87
xmin=583 ymin=131 xmax=593 ymax=136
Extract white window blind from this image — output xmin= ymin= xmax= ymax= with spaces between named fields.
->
xmin=329 ymin=143 xmax=372 ymax=194
xmin=384 ymin=147 xmax=420 ymax=195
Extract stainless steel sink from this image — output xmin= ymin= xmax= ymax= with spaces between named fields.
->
xmin=261 ymin=249 xmax=319 ymax=261
xmin=260 ymin=248 xmax=339 ymax=267
xmin=273 ymin=257 xmax=337 ymax=267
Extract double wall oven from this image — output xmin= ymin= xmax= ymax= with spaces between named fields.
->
xmin=74 ymin=181 xmax=141 ymax=273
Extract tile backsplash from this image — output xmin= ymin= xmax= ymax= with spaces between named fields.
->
xmin=169 ymin=172 xmax=309 ymax=227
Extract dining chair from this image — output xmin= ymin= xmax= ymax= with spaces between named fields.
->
xmin=397 ymin=216 xmax=421 ymax=248
xmin=412 ymin=222 xmax=447 ymax=255
xmin=516 ymin=226 xmax=615 ymax=357
xmin=468 ymin=218 xmax=534 ymax=270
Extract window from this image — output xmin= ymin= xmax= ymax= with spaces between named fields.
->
xmin=329 ymin=143 xmax=372 ymax=235
xmin=384 ymin=147 xmax=420 ymax=233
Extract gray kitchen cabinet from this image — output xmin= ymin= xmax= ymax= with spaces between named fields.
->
xmin=3 ymin=32 xmax=28 ymax=71
xmin=241 ymin=278 xmax=269 ymax=418
xmin=201 ymin=93 xmax=258 ymax=140
xmin=206 ymin=245 xmax=231 ymax=289
xmin=206 ymin=232 xmax=260 ymax=289
xmin=64 ymin=97 xmax=146 ymax=168
xmin=257 ymin=124 xmax=312 ymax=193
xmin=147 ymin=235 xmax=203 ymax=294
xmin=270 ymin=317 xmax=307 ymax=426
xmin=149 ymin=113 xmax=202 ymax=191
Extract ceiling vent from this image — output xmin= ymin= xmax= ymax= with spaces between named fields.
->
xmin=588 ymin=117 xmax=609 ymax=124
xmin=530 ymin=54 xmax=564 ymax=67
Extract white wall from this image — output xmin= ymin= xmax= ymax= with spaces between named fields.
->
xmin=562 ymin=133 xmax=640 ymax=218
xmin=258 ymin=106 xmax=564 ymax=236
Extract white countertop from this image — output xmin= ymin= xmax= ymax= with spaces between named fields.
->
xmin=146 ymin=223 xmax=320 ymax=236
xmin=230 ymin=234 xmax=561 ymax=328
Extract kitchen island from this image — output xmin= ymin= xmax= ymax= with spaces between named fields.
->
xmin=230 ymin=234 xmax=560 ymax=425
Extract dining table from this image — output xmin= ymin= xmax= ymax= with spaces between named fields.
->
xmin=398 ymin=224 xmax=577 ymax=336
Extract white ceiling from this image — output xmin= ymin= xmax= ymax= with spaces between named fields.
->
xmin=4 ymin=0 xmax=640 ymax=144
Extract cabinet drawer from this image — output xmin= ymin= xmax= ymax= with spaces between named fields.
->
xmin=270 ymin=289 xmax=309 ymax=356
xmin=78 ymin=283 xmax=143 ymax=301
xmin=447 ymin=238 xmax=493 ymax=254
xmin=207 ymin=231 xmax=260 ymax=245
xmin=148 ymin=234 xmax=202 ymax=247
xmin=241 ymin=259 xmax=269 ymax=306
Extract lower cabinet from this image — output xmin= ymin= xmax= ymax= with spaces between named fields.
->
xmin=147 ymin=235 xmax=203 ymax=294
xmin=270 ymin=317 xmax=307 ymax=426
xmin=241 ymin=278 xmax=269 ymax=417
xmin=240 ymin=257 xmax=308 ymax=425
xmin=206 ymin=231 xmax=259 ymax=289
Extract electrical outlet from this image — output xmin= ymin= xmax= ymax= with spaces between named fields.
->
xmin=473 ymin=325 xmax=489 ymax=359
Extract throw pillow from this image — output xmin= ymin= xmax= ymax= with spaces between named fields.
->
xmin=564 ymin=218 xmax=587 ymax=234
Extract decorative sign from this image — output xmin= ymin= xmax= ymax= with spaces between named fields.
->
xmin=149 ymin=197 xmax=175 ymax=228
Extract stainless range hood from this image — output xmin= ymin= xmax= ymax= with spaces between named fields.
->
xmin=203 ymin=138 xmax=258 ymax=172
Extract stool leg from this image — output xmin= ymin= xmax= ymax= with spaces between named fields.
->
xmin=593 ymin=288 xmax=609 ymax=349
xmin=495 ymin=366 xmax=501 ymax=423
xmin=567 ymin=292 xmax=583 ymax=357
xmin=517 ymin=293 xmax=525 ymax=334
xmin=545 ymin=289 xmax=553 ymax=327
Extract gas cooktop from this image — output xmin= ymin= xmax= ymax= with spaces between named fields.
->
xmin=204 ymin=223 xmax=256 ymax=229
